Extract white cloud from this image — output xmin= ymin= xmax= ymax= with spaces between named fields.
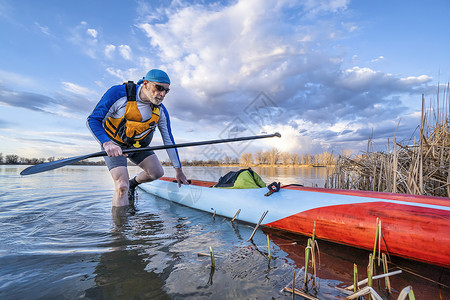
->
xmin=87 ymin=28 xmax=98 ymax=39
xmin=118 ymin=45 xmax=132 ymax=60
xmin=0 ymin=1 xmax=26 ymax=29
xmin=138 ymin=56 xmax=153 ymax=70
xmin=106 ymin=67 xmax=141 ymax=83
xmin=343 ymin=22 xmax=358 ymax=33
xmin=105 ymin=44 xmax=116 ymax=58
xmin=61 ymin=82 xmax=96 ymax=97
xmin=337 ymin=66 xmax=384 ymax=90
xmin=0 ymin=69 xmax=37 ymax=88
xmin=34 ymin=22 xmax=51 ymax=36
xmin=69 ymin=22 xmax=99 ymax=59
xmin=131 ymin=0 xmax=435 ymax=156
xmin=94 ymin=80 xmax=106 ymax=89
xmin=399 ymin=75 xmax=431 ymax=85
xmin=69 ymin=22 xmax=137 ymax=65
xmin=261 ymin=123 xmax=318 ymax=154
xmin=138 ymin=1 xmax=313 ymax=97
xmin=301 ymin=0 xmax=350 ymax=15
xmin=0 ymin=129 xmax=97 ymax=158
xmin=371 ymin=56 xmax=385 ymax=62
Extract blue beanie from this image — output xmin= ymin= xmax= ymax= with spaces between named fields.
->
xmin=137 ymin=69 xmax=170 ymax=85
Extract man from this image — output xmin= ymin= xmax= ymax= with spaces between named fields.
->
xmin=87 ymin=69 xmax=189 ymax=207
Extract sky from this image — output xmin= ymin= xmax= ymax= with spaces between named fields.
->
xmin=0 ymin=0 xmax=449 ymax=163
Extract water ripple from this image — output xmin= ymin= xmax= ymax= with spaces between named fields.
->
xmin=0 ymin=165 xmax=448 ymax=300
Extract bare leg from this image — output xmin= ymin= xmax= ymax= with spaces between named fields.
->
xmin=134 ymin=154 xmax=164 ymax=184
xmin=110 ymin=166 xmax=130 ymax=207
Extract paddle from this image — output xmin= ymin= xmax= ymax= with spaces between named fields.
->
xmin=20 ymin=132 xmax=281 ymax=175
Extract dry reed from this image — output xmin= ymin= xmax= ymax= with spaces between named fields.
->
xmin=382 ymin=253 xmax=391 ymax=293
xmin=326 ymin=88 xmax=450 ymax=197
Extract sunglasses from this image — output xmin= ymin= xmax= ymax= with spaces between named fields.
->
xmin=151 ymin=82 xmax=170 ymax=94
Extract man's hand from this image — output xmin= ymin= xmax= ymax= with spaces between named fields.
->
xmin=103 ymin=141 xmax=123 ymax=157
xmin=175 ymin=168 xmax=189 ymax=187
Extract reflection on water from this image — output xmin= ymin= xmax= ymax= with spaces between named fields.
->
xmin=0 ymin=165 xmax=448 ymax=299
xmin=84 ymin=206 xmax=170 ymax=299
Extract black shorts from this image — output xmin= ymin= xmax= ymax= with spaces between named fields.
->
xmin=102 ymin=147 xmax=155 ymax=170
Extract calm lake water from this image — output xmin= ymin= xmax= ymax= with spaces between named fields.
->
xmin=0 ymin=165 xmax=448 ymax=299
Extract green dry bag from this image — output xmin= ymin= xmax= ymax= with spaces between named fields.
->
xmin=213 ymin=168 xmax=266 ymax=189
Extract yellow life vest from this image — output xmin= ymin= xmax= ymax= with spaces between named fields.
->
xmin=104 ymin=82 xmax=160 ymax=148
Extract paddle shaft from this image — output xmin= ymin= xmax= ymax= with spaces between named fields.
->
xmin=102 ymin=132 xmax=280 ymax=157
xmin=20 ymin=132 xmax=281 ymax=175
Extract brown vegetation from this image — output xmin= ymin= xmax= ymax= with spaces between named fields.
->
xmin=159 ymin=149 xmax=336 ymax=167
xmin=238 ymin=149 xmax=335 ymax=167
xmin=326 ymin=90 xmax=450 ymax=198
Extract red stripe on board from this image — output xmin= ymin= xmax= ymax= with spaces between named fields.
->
xmin=159 ymin=177 xmax=216 ymax=187
xmin=282 ymin=185 xmax=450 ymax=207
xmin=265 ymin=202 xmax=450 ymax=267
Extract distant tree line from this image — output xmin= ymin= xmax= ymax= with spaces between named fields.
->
xmin=162 ymin=148 xmax=337 ymax=167
xmin=1 ymin=149 xmax=336 ymax=167
xmin=240 ymin=149 xmax=336 ymax=166
xmin=0 ymin=153 xmax=105 ymax=166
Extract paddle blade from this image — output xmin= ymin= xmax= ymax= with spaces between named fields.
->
xmin=20 ymin=154 xmax=93 ymax=175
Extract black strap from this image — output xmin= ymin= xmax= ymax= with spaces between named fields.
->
xmin=267 ymin=182 xmax=281 ymax=192
xmin=172 ymin=180 xmax=192 ymax=184
xmin=125 ymin=81 xmax=136 ymax=102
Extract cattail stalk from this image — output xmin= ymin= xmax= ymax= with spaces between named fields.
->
xmin=209 ymin=246 xmax=215 ymax=268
